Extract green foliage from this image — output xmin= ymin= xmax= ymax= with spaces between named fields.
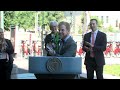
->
xmin=82 ymin=64 xmax=120 ymax=77
xmin=39 ymin=11 xmax=65 ymax=30
xmin=78 ymin=26 xmax=82 ymax=34
xmin=108 ymin=25 xmax=114 ymax=32
xmin=14 ymin=11 xmax=35 ymax=31
xmin=4 ymin=11 xmax=15 ymax=30
xmin=102 ymin=25 xmax=120 ymax=33
xmin=4 ymin=11 xmax=65 ymax=31
xmin=4 ymin=11 xmax=35 ymax=31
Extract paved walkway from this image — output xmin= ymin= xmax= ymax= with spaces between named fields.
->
xmin=13 ymin=57 xmax=120 ymax=79
xmin=105 ymin=57 xmax=120 ymax=64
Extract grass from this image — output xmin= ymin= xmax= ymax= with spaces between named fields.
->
xmin=104 ymin=64 xmax=120 ymax=77
xmin=82 ymin=64 xmax=120 ymax=77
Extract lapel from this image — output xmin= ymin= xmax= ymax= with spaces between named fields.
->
xmin=94 ymin=31 xmax=100 ymax=45
xmin=59 ymin=36 xmax=71 ymax=53
xmin=88 ymin=30 xmax=101 ymax=44
xmin=63 ymin=36 xmax=72 ymax=47
xmin=88 ymin=32 xmax=92 ymax=43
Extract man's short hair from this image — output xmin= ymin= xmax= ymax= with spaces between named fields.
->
xmin=90 ymin=19 xmax=98 ymax=24
xmin=58 ymin=21 xmax=70 ymax=32
xmin=49 ymin=21 xmax=58 ymax=26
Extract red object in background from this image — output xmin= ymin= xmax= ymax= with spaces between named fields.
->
xmin=29 ymin=33 xmax=31 ymax=45
xmin=37 ymin=46 xmax=41 ymax=55
xmin=104 ymin=42 xmax=112 ymax=56
xmin=25 ymin=45 xmax=28 ymax=55
xmin=114 ymin=43 xmax=119 ymax=55
xmin=77 ymin=47 xmax=83 ymax=56
xmin=114 ymin=47 xmax=119 ymax=55
xmin=32 ymin=41 xmax=36 ymax=53
xmin=21 ymin=41 xmax=25 ymax=53
xmin=104 ymin=46 xmax=111 ymax=55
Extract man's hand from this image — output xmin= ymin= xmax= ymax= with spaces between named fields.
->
xmin=84 ymin=46 xmax=91 ymax=52
xmin=46 ymin=43 xmax=56 ymax=56
xmin=48 ymin=49 xmax=56 ymax=56
xmin=85 ymin=41 xmax=94 ymax=48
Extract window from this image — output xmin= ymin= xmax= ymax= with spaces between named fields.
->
xmin=116 ymin=19 xmax=118 ymax=27
xmin=106 ymin=16 xmax=109 ymax=23
xmin=101 ymin=16 xmax=103 ymax=23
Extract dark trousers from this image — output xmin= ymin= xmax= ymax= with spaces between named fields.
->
xmin=34 ymin=74 xmax=76 ymax=79
xmin=86 ymin=58 xmax=104 ymax=79
xmin=0 ymin=59 xmax=13 ymax=80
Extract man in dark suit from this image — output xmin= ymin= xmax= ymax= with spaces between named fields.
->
xmin=82 ymin=19 xmax=107 ymax=79
xmin=35 ymin=21 xmax=77 ymax=79
xmin=47 ymin=21 xmax=77 ymax=79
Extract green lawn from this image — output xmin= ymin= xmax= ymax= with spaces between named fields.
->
xmin=104 ymin=64 xmax=120 ymax=77
xmin=82 ymin=64 xmax=120 ymax=77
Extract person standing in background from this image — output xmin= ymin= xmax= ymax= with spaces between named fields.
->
xmin=35 ymin=21 xmax=60 ymax=79
xmin=44 ymin=21 xmax=60 ymax=56
xmin=82 ymin=19 xmax=107 ymax=79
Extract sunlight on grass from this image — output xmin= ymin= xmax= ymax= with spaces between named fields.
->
xmin=104 ymin=64 xmax=120 ymax=77
xmin=82 ymin=64 xmax=120 ymax=77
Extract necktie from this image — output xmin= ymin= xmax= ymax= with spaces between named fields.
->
xmin=59 ymin=39 xmax=64 ymax=53
xmin=90 ymin=32 xmax=95 ymax=57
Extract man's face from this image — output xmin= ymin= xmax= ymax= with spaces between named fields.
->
xmin=59 ymin=25 xmax=69 ymax=39
xmin=90 ymin=20 xmax=97 ymax=32
xmin=50 ymin=25 xmax=58 ymax=34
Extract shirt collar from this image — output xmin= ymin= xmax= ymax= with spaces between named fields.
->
xmin=92 ymin=30 xmax=98 ymax=34
xmin=63 ymin=35 xmax=70 ymax=42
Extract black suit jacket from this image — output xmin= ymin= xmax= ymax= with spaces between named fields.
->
xmin=5 ymin=39 xmax=14 ymax=63
xmin=82 ymin=31 xmax=107 ymax=66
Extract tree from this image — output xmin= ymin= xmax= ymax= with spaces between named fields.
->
xmin=38 ymin=11 xmax=65 ymax=30
xmin=4 ymin=11 xmax=65 ymax=31
xmin=4 ymin=11 xmax=35 ymax=31
xmin=12 ymin=11 xmax=35 ymax=31
xmin=4 ymin=11 xmax=15 ymax=30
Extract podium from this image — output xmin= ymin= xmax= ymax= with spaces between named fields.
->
xmin=29 ymin=56 xmax=82 ymax=74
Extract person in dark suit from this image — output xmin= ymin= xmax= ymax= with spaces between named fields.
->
xmin=35 ymin=21 xmax=77 ymax=79
xmin=47 ymin=21 xmax=77 ymax=79
xmin=48 ymin=21 xmax=77 ymax=57
xmin=44 ymin=21 xmax=60 ymax=56
xmin=82 ymin=19 xmax=107 ymax=79
xmin=0 ymin=28 xmax=14 ymax=79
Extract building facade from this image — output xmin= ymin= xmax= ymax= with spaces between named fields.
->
xmin=90 ymin=11 xmax=120 ymax=30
